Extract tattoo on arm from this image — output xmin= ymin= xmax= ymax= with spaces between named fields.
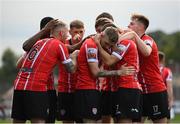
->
xmin=64 ymin=61 xmax=75 ymax=73
xmin=97 ymin=70 xmax=119 ymax=77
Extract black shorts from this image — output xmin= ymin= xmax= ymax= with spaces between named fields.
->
xmin=113 ymin=88 xmax=141 ymax=120
xmin=46 ymin=90 xmax=57 ymax=123
xmin=74 ymin=90 xmax=101 ymax=120
xmin=57 ymin=92 xmax=75 ymax=121
xmin=11 ymin=90 xmax=49 ymax=120
xmin=142 ymin=90 xmax=168 ymax=120
xmin=111 ymin=91 xmax=118 ymax=117
xmin=101 ymin=91 xmax=112 ymax=116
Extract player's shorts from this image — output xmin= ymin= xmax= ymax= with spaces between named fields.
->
xmin=142 ymin=90 xmax=168 ymax=120
xmin=46 ymin=90 xmax=57 ymax=123
xmin=111 ymin=91 xmax=118 ymax=118
xmin=74 ymin=89 xmax=101 ymax=120
xmin=113 ymin=88 xmax=141 ymax=120
xmin=57 ymin=92 xmax=75 ymax=121
xmin=11 ymin=90 xmax=49 ymax=120
xmin=101 ymin=91 xmax=112 ymax=116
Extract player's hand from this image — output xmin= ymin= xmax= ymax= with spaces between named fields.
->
xmin=118 ymin=64 xmax=135 ymax=76
xmin=43 ymin=19 xmax=59 ymax=31
xmin=118 ymin=30 xmax=136 ymax=42
xmin=73 ymin=34 xmax=81 ymax=42
xmin=71 ymin=50 xmax=79 ymax=58
xmin=93 ymin=33 xmax=101 ymax=46
xmin=168 ymin=99 xmax=174 ymax=110
xmin=123 ymin=28 xmax=133 ymax=33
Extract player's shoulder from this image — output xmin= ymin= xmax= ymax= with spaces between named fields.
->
xmin=119 ymin=39 xmax=134 ymax=44
xmin=117 ymin=39 xmax=135 ymax=48
xmin=49 ymin=38 xmax=65 ymax=46
xmin=49 ymin=38 xmax=60 ymax=43
xmin=142 ymin=34 xmax=154 ymax=41
xmin=84 ymin=37 xmax=97 ymax=47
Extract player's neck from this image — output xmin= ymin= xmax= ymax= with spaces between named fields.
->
xmin=138 ymin=31 xmax=145 ymax=38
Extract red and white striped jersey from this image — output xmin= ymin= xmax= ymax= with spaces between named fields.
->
xmin=160 ymin=65 xmax=173 ymax=87
xmin=14 ymin=38 xmax=71 ymax=91
xmin=76 ymin=38 xmax=99 ymax=90
xmin=58 ymin=39 xmax=77 ymax=93
xmin=138 ymin=34 xmax=166 ymax=93
xmin=112 ymin=39 xmax=141 ymax=90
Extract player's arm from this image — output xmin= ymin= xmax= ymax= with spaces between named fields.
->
xmin=59 ymin=44 xmax=78 ymax=73
xmin=93 ymin=34 xmax=119 ymax=66
xmin=64 ymin=61 xmax=76 ymax=73
xmin=16 ymin=53 xmax=26 ymax=68
xmin=99 ymin=44 xmax=119 ymax=66
xmin=65 ymin=34 xmax=94 ymax=53
xmin=65 ymin=40 xmax=83 ymax=53
xmin=23 ymin=19 xmax=59 ymax=51
xmin=119 ymin=31 xmax=152 ymax=56
xmin=167 ymin=80 xmax=174 ymax=109
xmin=166 ymin=70 xmax=174 ymax=109
xmin=86 ymin=43 xmax=135 ymax=77
xmin=88 ymin=62 xmax=135 ymax=77
xmin=69 ymin=50 xmax=79 ymax=72
xmin=16 ymin=56 xmax=24 ymax=68
xmin=62 ymin=53 xmax=78 ymax=73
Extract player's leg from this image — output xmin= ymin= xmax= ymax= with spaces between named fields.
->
xmin=45 ymin=90 xmax=57 ymax=123
xmin=25 ymin=91 xmax=49 ymax=123
xmin=11 ymin=90 xmax=27 ymax=123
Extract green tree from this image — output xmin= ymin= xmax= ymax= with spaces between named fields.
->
xmin=148 ymin=30 xmax=180 ymax=64
xmin=0 ymin=48 xmax=18 ymax=94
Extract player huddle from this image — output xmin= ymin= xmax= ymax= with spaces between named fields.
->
xmin=11 ymin=12 xmax=173 ymax=123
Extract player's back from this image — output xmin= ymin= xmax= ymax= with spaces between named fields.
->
xmin=14 ymin=38 xmax=66 ymax=91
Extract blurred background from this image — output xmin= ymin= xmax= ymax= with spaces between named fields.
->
xmin=0 ymin=0 xmax=180 ymax=122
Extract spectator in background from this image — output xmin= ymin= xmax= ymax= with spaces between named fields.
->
xmin=159 ymin=51 xmax=174 ymax=122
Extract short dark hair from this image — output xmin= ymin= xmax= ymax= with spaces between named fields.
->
xmin=70 ymin=20 xmax=84 ymax=29
xmin=158 ymin=51 xmax=165 ymax=62
xmin=101 ymin=23 xmax=117 ymax=32
xmin=40 ymin=17 xmax=54 ymax=29
xmin=95 ymin=18 xmax=112 ymax=29
xmin=104 ymin=27 xmax=119 ymax=44
xmin=96 ymin=12 xmax=114 ymax=21
xmin=131 ymin=14 xmax=149 ymax=30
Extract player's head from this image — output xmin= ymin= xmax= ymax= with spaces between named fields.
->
xmin=95 ymin=18 xmax=113 ymax=33
xmin=101 ymin=23 xmax=117 ymax=32
xmin=50 ymin=20 xmax=69 ymax=42
xmin=40 ymin=17 xmax=54 ymax=30
xmin=69 ymin=20 xmax=85 ymax=43
xmin=100 ymin=27 xmax=119 ymax=49
xmin=128 ymin=13 xmax=149 ymax=33
xmin=158 ymin=51 xmax=165 ymax=64
xmin=96 ymin=12 xmax=114 ymax=22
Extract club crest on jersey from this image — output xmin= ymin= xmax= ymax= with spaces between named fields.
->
xmin=92 ymin=108 xmax=97 ymax=115
xmin=116 ymin=44 xmax=127 ymax=54
xmin=28 ymin=48 xmax=38 ymax=60
xmin=87 ymin=48 xmax=97 ymax=59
